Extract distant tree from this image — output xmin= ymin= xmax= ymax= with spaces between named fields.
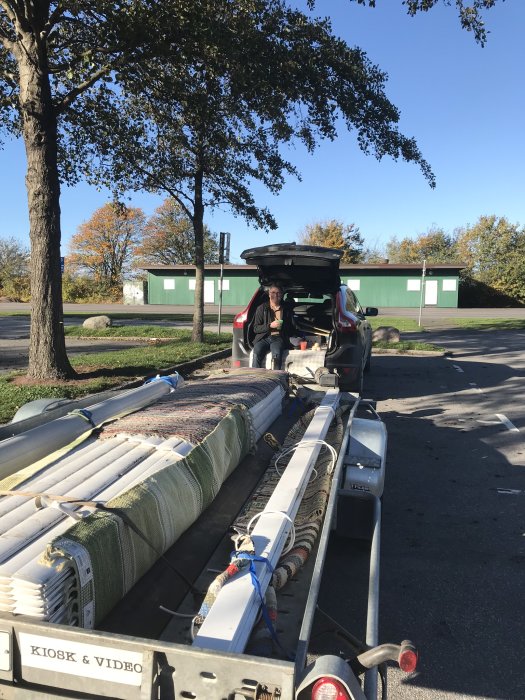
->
xmin=386 ymin=228 xmax=459 ymax=263
xmin=300 ymin=221 xmax=365 ymax=263
xmin=135 ymin=200 xmax=218 ymax=266
xmin=68 ymin=204 xmax=145 ymax=292
xmin=455 ymin=215 xmax=525 ymax=303
xmin=0 ymin=236 xmax=30 ymax=300
xmin=361 ymin=245 xmax=389 ymax=264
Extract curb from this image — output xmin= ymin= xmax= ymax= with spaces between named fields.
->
xmin=372 ymin=348 xmax=448 ymax=357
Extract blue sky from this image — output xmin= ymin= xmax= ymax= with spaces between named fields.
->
xmin=1 ymin=1 xmax=523 ymax=264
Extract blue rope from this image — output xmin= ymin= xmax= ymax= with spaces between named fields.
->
xmin=234 ymin=551 xmax=295 ymax=661
xmin=144 ymin=373 xmax=180 ymax=389
xmin=68 ymin=408 xmax=96 ymax=428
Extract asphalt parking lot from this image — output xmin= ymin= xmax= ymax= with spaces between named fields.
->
xmin=0 ymin=306 xmax=524 ymax=698
xmin=320 ymin=329 xmax=525 ymax=700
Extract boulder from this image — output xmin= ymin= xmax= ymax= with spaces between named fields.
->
xmin=372 ymin=326 xmax=400 ymax=343
xmin=83 ymin=315 xmax=112 ymax=330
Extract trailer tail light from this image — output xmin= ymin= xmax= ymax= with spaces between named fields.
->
xmin=233 ymin=309 xmax=248 ymax=329
xmin=398 ymin=642 xmax=418 ymax=673
xmin=311 ymin=677 xmax=351 ymax=700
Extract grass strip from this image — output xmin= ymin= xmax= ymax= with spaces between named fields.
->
xmin=0 ymin=332 xmax=230 ymax=425
xmin=373 ymin=340 xmax=443 ymax=352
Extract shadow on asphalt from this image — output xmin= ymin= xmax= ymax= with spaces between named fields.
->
xmin=319 ymin=352 xmax=525 ymax=700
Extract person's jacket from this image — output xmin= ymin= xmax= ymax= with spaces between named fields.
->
xmin=253 ymin=300 xmax=295 ymax=345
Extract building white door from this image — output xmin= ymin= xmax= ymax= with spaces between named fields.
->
xmin=204 ymin=279 xmax=215 ymax=303
xmin=425 ymin=279 xmax=438 ymax=305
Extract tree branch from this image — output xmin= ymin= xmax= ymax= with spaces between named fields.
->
xmin=55 ymin=63 xmax=113 ymax=113
xmin=0 ymin=1 xmax=18 ymax=25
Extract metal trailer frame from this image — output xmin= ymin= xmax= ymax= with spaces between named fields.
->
xmin=0 ymin=394 xmax=389 ymax=700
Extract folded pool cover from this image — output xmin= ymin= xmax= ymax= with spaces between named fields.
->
xmin=0 ymin=370 xmax=287 ymax=628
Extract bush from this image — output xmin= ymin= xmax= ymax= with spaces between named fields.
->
xmin=0 ymin=275 xmax=31 ymax=302
xmin=61 ymin=274 xmax=122 ymax=303
xmin=459 ymin=276 xmax=524 ymax=308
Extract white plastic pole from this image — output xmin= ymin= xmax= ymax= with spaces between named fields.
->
xmin=193 ymin=389 xmax=340 ymax=653
xmin=0 ymin=374 xmax=183 ymax=480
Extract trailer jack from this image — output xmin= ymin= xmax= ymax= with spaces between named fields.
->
xmin=233 ymin=683 xmax=281 ymax=700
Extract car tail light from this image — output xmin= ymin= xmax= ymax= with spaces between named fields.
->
xmin=233 ymin=309 xmax=248 ymax=329
xmin=336 ymin=293 xmax=357 ymax=333
xmin=311 ymin=677 xmax=351 ymax=700
xmin=336 ymin=316 xmax=357 ymax=333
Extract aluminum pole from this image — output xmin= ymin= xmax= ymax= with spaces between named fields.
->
xmin=418 ymin=258 xmax=426 ymax=328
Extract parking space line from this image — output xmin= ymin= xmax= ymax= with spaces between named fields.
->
xmin=496 ymin=414 xmax=520 ymax=432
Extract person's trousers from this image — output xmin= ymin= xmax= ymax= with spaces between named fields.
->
xmin=252 ymin=335 xmax=285 ymax=369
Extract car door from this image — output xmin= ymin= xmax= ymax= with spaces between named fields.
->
xmin=347 ymin=288 xmax=371 ymax=356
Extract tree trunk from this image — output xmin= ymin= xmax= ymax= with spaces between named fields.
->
xmin=16 ymin=36 xmax=75 ymax=379
xmin=192 ymin=169 xmax=205 ymax=343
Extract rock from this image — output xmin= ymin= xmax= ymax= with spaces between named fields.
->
xmin=372 ymin=326 xmax=400 ymax=343
xmin=83 ymin=315 xmax=112 ymax=330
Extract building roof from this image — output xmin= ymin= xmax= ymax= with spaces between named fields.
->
xmin=143 ymin=263 xmax=465 ymax=272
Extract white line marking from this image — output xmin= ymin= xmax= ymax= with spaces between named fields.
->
xmin=496 ymin=414 xmax=520 ymax=432
xmin=452 ymin=364 xmax=464 ymax=373
xmin=497 ymin=488 xmax=523 ymax=496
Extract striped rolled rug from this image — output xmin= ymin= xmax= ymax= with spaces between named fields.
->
xmin=0 ymin=370 xmax=287 ymax=628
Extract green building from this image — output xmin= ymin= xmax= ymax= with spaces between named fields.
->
xmin=144 ymin=263 xmax=463 ymax=308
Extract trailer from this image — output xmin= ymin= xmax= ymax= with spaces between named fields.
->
xmin=0 ymin=370 xmax=416 ymax=699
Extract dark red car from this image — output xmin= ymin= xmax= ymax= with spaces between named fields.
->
xmin=232 ymin=243 xmax=378 ymax=393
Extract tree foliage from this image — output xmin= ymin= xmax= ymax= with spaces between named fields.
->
xmin=300 ymin=220 xmax=365 ymax=263
xmin=386 ymin=227 xmax=459 ymax=263
xmin=134 ymin=200 xmax=218 ymax=266
xmin=68 ymin=203 xmax=145 ymax=291
xmin=383 ymin=215 xmax=525 ymax=305
xmin=0 ymin=236 xmax=30 ymax=300
xmin=341 ymin=0 xmax=500 ymax=46
xmin=455 ymin=215 xmax=525 ymax=303
xmin=72 ymin=0 xmax=441 ymax=341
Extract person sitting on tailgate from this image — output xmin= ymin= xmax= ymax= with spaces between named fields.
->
xmin=252 ymin=284 xmax=294 ymax=369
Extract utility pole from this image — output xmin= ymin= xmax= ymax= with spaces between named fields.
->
xmin=218 ymin=232 xmax=231 ymax=334
xmin=418 ymin=259 xmax=426 ymax=328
